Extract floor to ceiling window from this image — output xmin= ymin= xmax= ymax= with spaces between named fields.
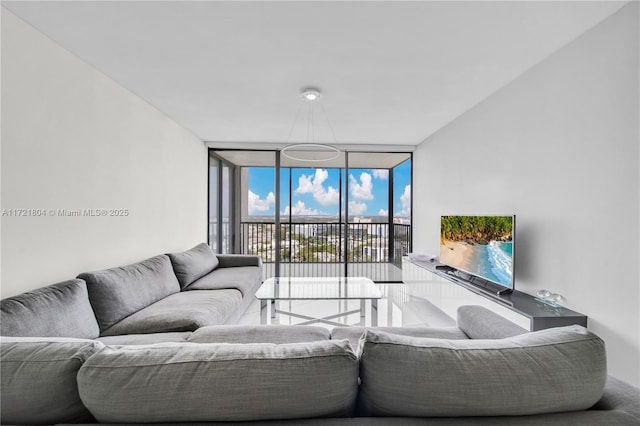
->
xmin=208 ymin=152 xmax=236 ymax=254
xmin=345 ymin=152 xmax=412 ymax=280
xmin=209 ymin=149 xmax=411 ymax=282
xmin=281 ymin=166 xmax=345 ymax=278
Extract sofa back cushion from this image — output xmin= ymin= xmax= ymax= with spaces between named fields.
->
xmin=97 ymin=332 xmax=192 ymax=346
xmin=77 ymin=340 xmax=359 ymax=422
xmin=78 ymin=255 xmax=180 ymax=333
xmin=185 ymin=266 xmax=261 ymax=295
xmin=0 ymin=279 xmax=100 ymax=339
xmin=188 ymin=324 xmax=331 ymax=344
xmin=457 ymin=305 xmax=528 ymax=339
xmin=358 ymin=326 xmax=607 ymax=417
xmin=0 ymin=337 xmax=104 ymax=424
xmin=167 ymin=243 xmax=218 ymax=288
xmin=331 ymin=326 xmax=468 ymax=349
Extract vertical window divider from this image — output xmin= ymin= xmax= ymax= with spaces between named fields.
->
xmin=275 ymin=151 xmax=281 ymax=278
xmin=338 ymin=167 xmax=343 ymax=271
xmin=409 ymin=152 xmax=414 ymax=254
xmin=288 ymin=165 xmax=293 ymax=267
xmin=389 ymin=167 xmax=394 ymax=265
xmin=344 ymin=151 xmax=349 ymax=278
xmin=217 ymin=159 xmax=224 ymax=252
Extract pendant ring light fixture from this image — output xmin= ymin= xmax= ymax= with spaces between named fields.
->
xmin=280 ymin=88 xmax=341 ymax=163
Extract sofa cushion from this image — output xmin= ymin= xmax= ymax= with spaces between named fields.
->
xmin=457 ymin=305 xmax=528 ymax=339
xmin=78 ymin=255 xmax=180 ymax=333
xmin=167 ymin=243 xmax=219 ymax=288
xmin=77 ymin=340 xmax=359 ymax=422
xmin=185 ymin=265 xmax=262 ymax=295
xmin=97 ymin=332 xmax=192 ymax=345
xmin=101 ymin=289 xmax=242 ymax=336
xmin=0 ymin=337 xmax=104 ymax=424
xmin=358 ymin=326 xmax=607 ymax=417
xmin=0 ymin=279 xmax=100 ymax=339
xmin=188 ymin=324 xmax=331 ymax=344
xmin=331 ymin=326 xmax=468 ymax=348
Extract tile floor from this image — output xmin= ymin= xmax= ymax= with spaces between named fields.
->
xmin=238 ymin=283 xmax=456 ymax=331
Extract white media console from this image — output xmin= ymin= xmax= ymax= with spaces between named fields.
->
xmin=402 ymin=257 xmax=587 ymax=331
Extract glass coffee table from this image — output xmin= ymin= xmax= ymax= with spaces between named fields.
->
xmin=255 ymin=276 xmax=382 ymax=327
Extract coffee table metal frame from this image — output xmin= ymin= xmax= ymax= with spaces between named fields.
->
xmin=255 ymin=276 xmax=382 ymax=327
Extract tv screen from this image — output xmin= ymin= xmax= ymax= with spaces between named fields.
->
xmin=440 ymin=215 xmax=515 ymax=289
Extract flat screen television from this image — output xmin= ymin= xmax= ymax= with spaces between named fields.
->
xmin=440 ymin=215 xmax=515 ymax=291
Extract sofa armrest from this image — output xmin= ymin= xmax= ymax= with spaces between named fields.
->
xmin=591 ymin=376 xmax=640 ymax=420
xmin=457 ymin=305 xmax=528 ymax=339
xmin=216 ymin=254 xmax=263 ymax=269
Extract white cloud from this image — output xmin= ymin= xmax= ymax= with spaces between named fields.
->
xmin=282 ymin=201 xmax=319 ymax=216
xmin=248 ymin=190 xmax=275 ymax=214
xmin=294 ymin=169 xmax=339 ymax=206
xmin=315 ymin=186 xmax=339 ymax=206
xmin=349 ymin=201 xmax=367 ymax=215
xmin=399 ymin=185 xmax=411 ymax=216
xmin=378 ymin=208 xmax=388 ymax=216
xmin=295 ymin=174 xmax=314 ymax=194
xmin=349 ymin=172 xmax=374 ymax=200
xmin=372 ymin=170 xmax=389 ymax=180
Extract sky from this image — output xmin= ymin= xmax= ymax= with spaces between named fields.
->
xmin=247 ymin=160 xmax=411 ymax=217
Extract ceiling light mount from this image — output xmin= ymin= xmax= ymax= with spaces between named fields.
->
xmin=301 ymin=88 xmax=322 ymax=103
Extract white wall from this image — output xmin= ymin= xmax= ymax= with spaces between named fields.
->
xmin=413 ymin=3 xmax=639 ymax=386
xmin=1 ymin=10 xmax=208 ymax=298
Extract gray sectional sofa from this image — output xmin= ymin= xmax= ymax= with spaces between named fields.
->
xmin=1 ymin=243 xmax=263 ymax=340
xmin=1 ymin=244 xmax=639 ymax=425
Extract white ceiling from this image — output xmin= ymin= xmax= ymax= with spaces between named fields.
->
xmin=2 ymin=1 xmax=627 ymax=147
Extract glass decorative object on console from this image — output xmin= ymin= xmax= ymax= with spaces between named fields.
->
xmin=535 ymin=289 xmax=564 ymax=307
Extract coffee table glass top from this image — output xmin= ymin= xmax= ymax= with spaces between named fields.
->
xmin=255 ymin=276 xmax=382 ymax=300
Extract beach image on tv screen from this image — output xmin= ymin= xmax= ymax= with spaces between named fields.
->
xmin=440 ymin=215 xmax=513 ymax=288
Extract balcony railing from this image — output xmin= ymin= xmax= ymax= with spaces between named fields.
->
xmin=208 ymin=220 xmax=410 ymax=281
xmin=240 ymin=221 xmax=411 ymax=266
